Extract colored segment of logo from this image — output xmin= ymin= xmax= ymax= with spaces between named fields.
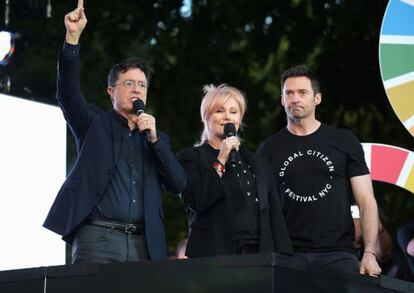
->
xmin=379 ymin=0 xmax=414 ymax=136
xmin=362 ymin=143 xmax=414 ymax=194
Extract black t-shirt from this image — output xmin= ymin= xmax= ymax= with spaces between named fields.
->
xmin=258 ymin=123 xmax=369 ymax=253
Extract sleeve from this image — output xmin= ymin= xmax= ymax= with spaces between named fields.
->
xmin=177 ymin=147 xmax=231 ymax=214
xmin=343 ymin=130 xmax=370 ymax=178
xmin=57 ymin=41 xmax=94 ymax=139
xmin=269 ymin=184 xmax=293 ymax=254
xmin=149 ymin=131 xmax=187 ymax=194
xmin=258 ymin=155 xmax=283 ymax=203
xmin=258 ymin=156 xmax=293 ymax=254
xmin=257 ymin=140 xmax=269 ymax=161
xmin=257 ymin=132 xmax=282 ymax=164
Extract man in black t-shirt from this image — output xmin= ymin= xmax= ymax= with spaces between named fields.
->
xmin=258 ymin=65 xmax=381 ymax=276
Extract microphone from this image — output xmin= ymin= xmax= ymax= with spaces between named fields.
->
xmin=223 ymin=122 xmax=238 ymax=164
xmin=133 ymin=99 xmax=152 ymax=142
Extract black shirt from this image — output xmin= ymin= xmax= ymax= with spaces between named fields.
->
xmin=205 ymin=144 xmax=260 ymax=249
xmin=258 ymin=123 xmax=369 ymax=253
xmin=93 ymin=111 xmax=145 ymax=223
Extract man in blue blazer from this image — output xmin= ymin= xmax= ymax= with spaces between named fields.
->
xmin=44 ymin=0 xmax=186 ymax=263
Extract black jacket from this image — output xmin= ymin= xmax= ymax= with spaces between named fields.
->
xmin=177 ymin=144 xmax=292 ymax=257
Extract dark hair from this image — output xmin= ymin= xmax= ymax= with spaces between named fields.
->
xmin=281 ymin=65 xmax=320 ymax=95
xmin=107 ymin=57 xmax=153 ymax=87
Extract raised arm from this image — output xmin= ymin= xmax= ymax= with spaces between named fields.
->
xmin=65 ymin=0 xmax=87 ymax=44
xmin=57 ymin=0 xmax=93 ymax=139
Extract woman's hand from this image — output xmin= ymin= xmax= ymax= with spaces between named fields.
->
xmin=217 ymin=136 xmax=240 ymax=165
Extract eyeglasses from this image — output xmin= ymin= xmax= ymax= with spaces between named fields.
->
xmin=116 ymin=79 xmax=147 ymax=90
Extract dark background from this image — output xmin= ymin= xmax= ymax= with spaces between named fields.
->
xmin=1 ymin=0 xmax=413 ymax=258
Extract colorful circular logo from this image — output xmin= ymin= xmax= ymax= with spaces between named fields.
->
xmin=379 ymin=0 xmax=414 ymax=136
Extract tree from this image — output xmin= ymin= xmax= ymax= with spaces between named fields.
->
xmin=6 ymin=0 xmax=413 ymax=256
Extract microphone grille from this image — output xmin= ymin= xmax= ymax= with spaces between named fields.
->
xmin=133 ymin=99 xmax=146 ymax=115
xmin=224 ymin=122 xmax=236 ymax=137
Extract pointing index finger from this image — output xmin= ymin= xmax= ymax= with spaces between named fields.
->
xmin=77 ymin=0 xmax=84 ymax=9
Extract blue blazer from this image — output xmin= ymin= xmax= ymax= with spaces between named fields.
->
xmin=43 ymin=43 xmax=186 ymax=260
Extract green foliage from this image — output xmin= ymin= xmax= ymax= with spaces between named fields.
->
xmin=7 ymin=0 xmax=413 ymax=254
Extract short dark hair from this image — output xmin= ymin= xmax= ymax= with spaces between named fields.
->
xmin=107 ymin=57 xmax=153 ymax=87
xmin=281 ymin=65 xmax=320 ymax=95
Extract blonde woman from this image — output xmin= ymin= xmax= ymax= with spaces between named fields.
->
xmin=177 ymin=84 xmax=292 ymax=257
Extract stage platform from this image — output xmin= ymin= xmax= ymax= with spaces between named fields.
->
xmin=0 ymin=253 xmax=413 ymax=292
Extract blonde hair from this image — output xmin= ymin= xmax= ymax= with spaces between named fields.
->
xmin=197 ymin=84 xmax=246 ymax=146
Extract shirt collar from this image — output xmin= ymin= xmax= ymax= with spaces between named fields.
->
xmin=111 ymin=109 xmax=129 ymax=128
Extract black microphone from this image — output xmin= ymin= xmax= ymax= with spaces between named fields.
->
xmin=223 ymin=122 xmax=238 ymax=164
xmin=133 ymin=99 xmax=152 ymax=142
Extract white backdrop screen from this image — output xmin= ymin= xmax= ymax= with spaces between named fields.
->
xmin=0 ymin=93 xmax=66 ymax=270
